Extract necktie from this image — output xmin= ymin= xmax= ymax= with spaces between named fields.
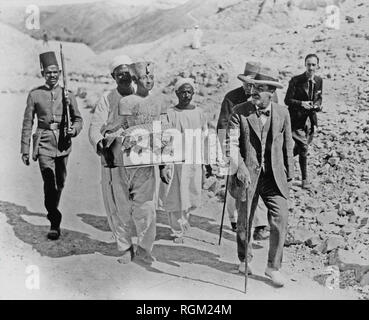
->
xmin=308 ymin=79 xmax=314 ymax=101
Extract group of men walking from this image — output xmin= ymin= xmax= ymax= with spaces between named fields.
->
xmin=20 ymin=50 xmax=322 ymax=287
xmin=218 ymin=54 xmax=322 ymax=286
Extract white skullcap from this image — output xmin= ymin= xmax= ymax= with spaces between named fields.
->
xmin=174 ymin=77 xmax=195 ymax=92
xmin=109 ymin=55 xmax=132 ymax=74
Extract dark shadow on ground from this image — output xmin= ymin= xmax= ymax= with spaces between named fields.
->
xmin=152 ymin=243 xmax=237 ymax=272
xmin=252 ymin=242 xmax=265 ymax=249
xmin=77 ymin=211 xmax=266 ymax=248
xmin=0 ymin=200 xmax=274 ymax=288
xmin=134 ymin=262 xmax=246 ymax=293
xmin=77 ymin=213 xmax=110 ymax=232
xmin=77 ymin=211 xmax=175 ymax=241
xmin=187 ymin=212 xmax=268 ymax=250
xmin=0 ymin=201 xmax=122 ymax=258
xmin=78 ymin=210 xmax=236 ymax=242
xmin=134 ymin=243 xmax=276 ymax=289
xmin=158 ymin=209 xmax=236 ymax=242
xmin=187 ymin=212 xmax=236 ymax=242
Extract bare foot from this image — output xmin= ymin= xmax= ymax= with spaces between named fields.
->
xmin=117 ymin=247 xmax=133 ymax=264
xmin=179 ymin=218 xmax=190 ymax=233
xmin=135 ymin=246 xmax=156 ymax=265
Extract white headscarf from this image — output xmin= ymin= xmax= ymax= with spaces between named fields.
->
xmin=174 ymin=77 xmax=195 ymax=92
xmin=109 ymin=55 xmax=132 ymax=74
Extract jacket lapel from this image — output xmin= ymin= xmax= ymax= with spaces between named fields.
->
xmin=271 ymin=102 xmax=280 ymax=140
xmin=303 ymin=77 xmax=309 ymax=98
xmin=247 ymin=112 xmax=261 ymax=142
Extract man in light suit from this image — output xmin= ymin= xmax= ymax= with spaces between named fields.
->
xmin=217 ymin=61 xmax=277 ymax=239
xmin=227 ymin=66 xmax=294 ymax=287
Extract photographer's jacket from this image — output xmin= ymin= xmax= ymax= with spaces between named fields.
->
xmin=284 ymin=73 xmax=323 ymax=130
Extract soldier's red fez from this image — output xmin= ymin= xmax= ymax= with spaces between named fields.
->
xmin=39 ymin=51 xmax=59 ymax=70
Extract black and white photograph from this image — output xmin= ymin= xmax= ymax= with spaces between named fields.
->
xmin=0 ymin=0 xmax=368 ymax=302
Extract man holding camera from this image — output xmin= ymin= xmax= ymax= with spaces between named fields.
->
xmin=284 ymin=54 xmax=323 ymax=189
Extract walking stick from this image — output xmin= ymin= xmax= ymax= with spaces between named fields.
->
xmin=218 ymin=172 xmax=229 ymax=245
xmin=244 ymin=187 xmax=250 ymax=293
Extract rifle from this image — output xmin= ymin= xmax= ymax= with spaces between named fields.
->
xmin=60 ymin=43 xmax=71 ymax=149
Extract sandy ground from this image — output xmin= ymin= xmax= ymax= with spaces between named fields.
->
xmin=0 ymin=92 xmax=360 ymax=300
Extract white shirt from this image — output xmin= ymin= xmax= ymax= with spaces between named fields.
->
xmin=257 ymin=102 xmax=271 ymax=127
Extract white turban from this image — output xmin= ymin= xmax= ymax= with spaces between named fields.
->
xmin=174 ymin=77 xmax=195 ymax=92
xmin=109 ymin=55 xmax=132 ymax=74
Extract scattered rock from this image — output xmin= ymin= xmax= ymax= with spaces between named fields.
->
xmin=316 ymin=212 xmax=337 ymax=225
xmin=345 ymin=16 xmax=355 ymax=23
xmin=285 ymin=227 xmax=314 ymax=246
xmin=339 ymin=224 xmax=356 ymax=236
xmin=360 ymin=272 xmax=369 ymax=287
xmin=202 ymin=177 xmax=218 ymax=191
xmin=208 ymin=180 xmax=221 ymax=194
xmin=216 ymin=188 xmax=226 ymax=200
xmin=328 ymin=157 xmax=340 ymax=166
xmin=76 ymin=87 xmax=87 ymax=99
xmin=321 ymin=236 xmax=345 ymax=254
xmin=305 ymin=236 xmax=322 ymax=248
xmin=328 ymin=248 xmax=369 ymax=283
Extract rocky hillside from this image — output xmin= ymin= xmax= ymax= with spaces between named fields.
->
xmin=0 ymin=0 xmax=188 ymax=48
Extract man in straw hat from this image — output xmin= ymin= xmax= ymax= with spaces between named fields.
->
xmin=227 ymin=66 xmax=294 ymax=287
xmin=217 ymin=62 xmax=276 ymax=240
xmin=21 ymin=51 xmax=83 ymax=240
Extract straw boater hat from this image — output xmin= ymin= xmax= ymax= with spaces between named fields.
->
xmin=240 ymin=66 xmax=283 ymax=89
xmin=237 ymin=61 xmax=261 ymax=82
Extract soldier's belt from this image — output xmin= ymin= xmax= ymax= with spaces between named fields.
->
xmin=38 ymin=122 xmax=60 ymax=130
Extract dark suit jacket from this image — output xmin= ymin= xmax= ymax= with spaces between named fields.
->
xmin=217 ymin=86 xmax=279 ymax=131
xmin=21 ymin=84 xmax=83 ymax=159
xmin=284 ymin=72 xmax=323 ymax=129
xmin=217 ymin=87 xmax=249 ymax=131
xmin=227 ymin=101 xmax=294 ymax=199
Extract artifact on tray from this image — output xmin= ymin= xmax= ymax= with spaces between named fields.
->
xmin=102 ymin=97 xmax=183 ymax=168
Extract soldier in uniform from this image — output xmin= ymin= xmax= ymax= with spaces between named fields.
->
xmin=20 ymin=51 xmax=83 ymax=240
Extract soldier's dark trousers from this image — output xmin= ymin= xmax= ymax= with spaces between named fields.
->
xmin=38 ymin=155 xmax=68 ymax=229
